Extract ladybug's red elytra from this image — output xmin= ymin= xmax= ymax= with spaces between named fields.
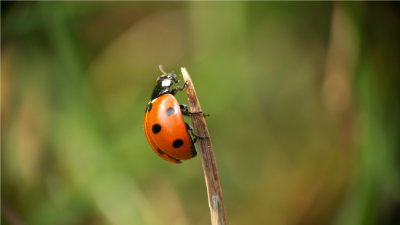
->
xmin=144 ymin=66 xmax=197 ymax=163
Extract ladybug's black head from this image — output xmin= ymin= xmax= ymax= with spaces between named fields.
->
xmin=156 ymin=73 xmax=178 ymax=86
xmin=150 ymin=66 xmax=179 ymax=100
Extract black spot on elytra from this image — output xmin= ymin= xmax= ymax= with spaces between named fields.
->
xmin=166 ymin=107 xmax=175 ymax=116
xmin=172 ymin=139 xmax=184 ymax=148
xmin=145 ymin=103 xmax=152 ymax=113
xmin=152 ymin=124 xmax=161 ymax=134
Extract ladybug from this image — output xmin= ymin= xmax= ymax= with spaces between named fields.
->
xmin=144 ymin=66 xmax=197 ymax=163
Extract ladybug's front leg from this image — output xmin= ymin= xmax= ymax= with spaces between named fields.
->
xmin=170 ymin=80 xmax=189 ymax=96
xmin=180 ymin=104 xmax=210 ymax=117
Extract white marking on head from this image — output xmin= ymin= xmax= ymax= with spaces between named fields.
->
xmin=161 ymin=79 xmax=171 ymax=87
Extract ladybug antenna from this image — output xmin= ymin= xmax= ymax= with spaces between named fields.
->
xmin=159 ymin=64 xmax=168 ymax=75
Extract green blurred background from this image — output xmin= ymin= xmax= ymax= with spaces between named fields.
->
xmin=2 ymin=2 xmax=399 ymax=225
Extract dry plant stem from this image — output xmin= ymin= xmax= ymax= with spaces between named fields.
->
xmin=181 ymin=67 xmax=227 ymax=225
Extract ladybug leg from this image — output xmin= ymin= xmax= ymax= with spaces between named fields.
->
xmin=185 ymin=122 xmax=208 ymax=141
xmin=184 ymin=123 xmax=198 ymax=157
xmin=184 ymin=123 xmax=197 ymax=143
xmin=170 ymin=80 xmax=189 ymax=96
xmin=180 ymin=104 xmax=210 ymax=117
xmin=180 ymin=104 xmax=191 ymax=117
